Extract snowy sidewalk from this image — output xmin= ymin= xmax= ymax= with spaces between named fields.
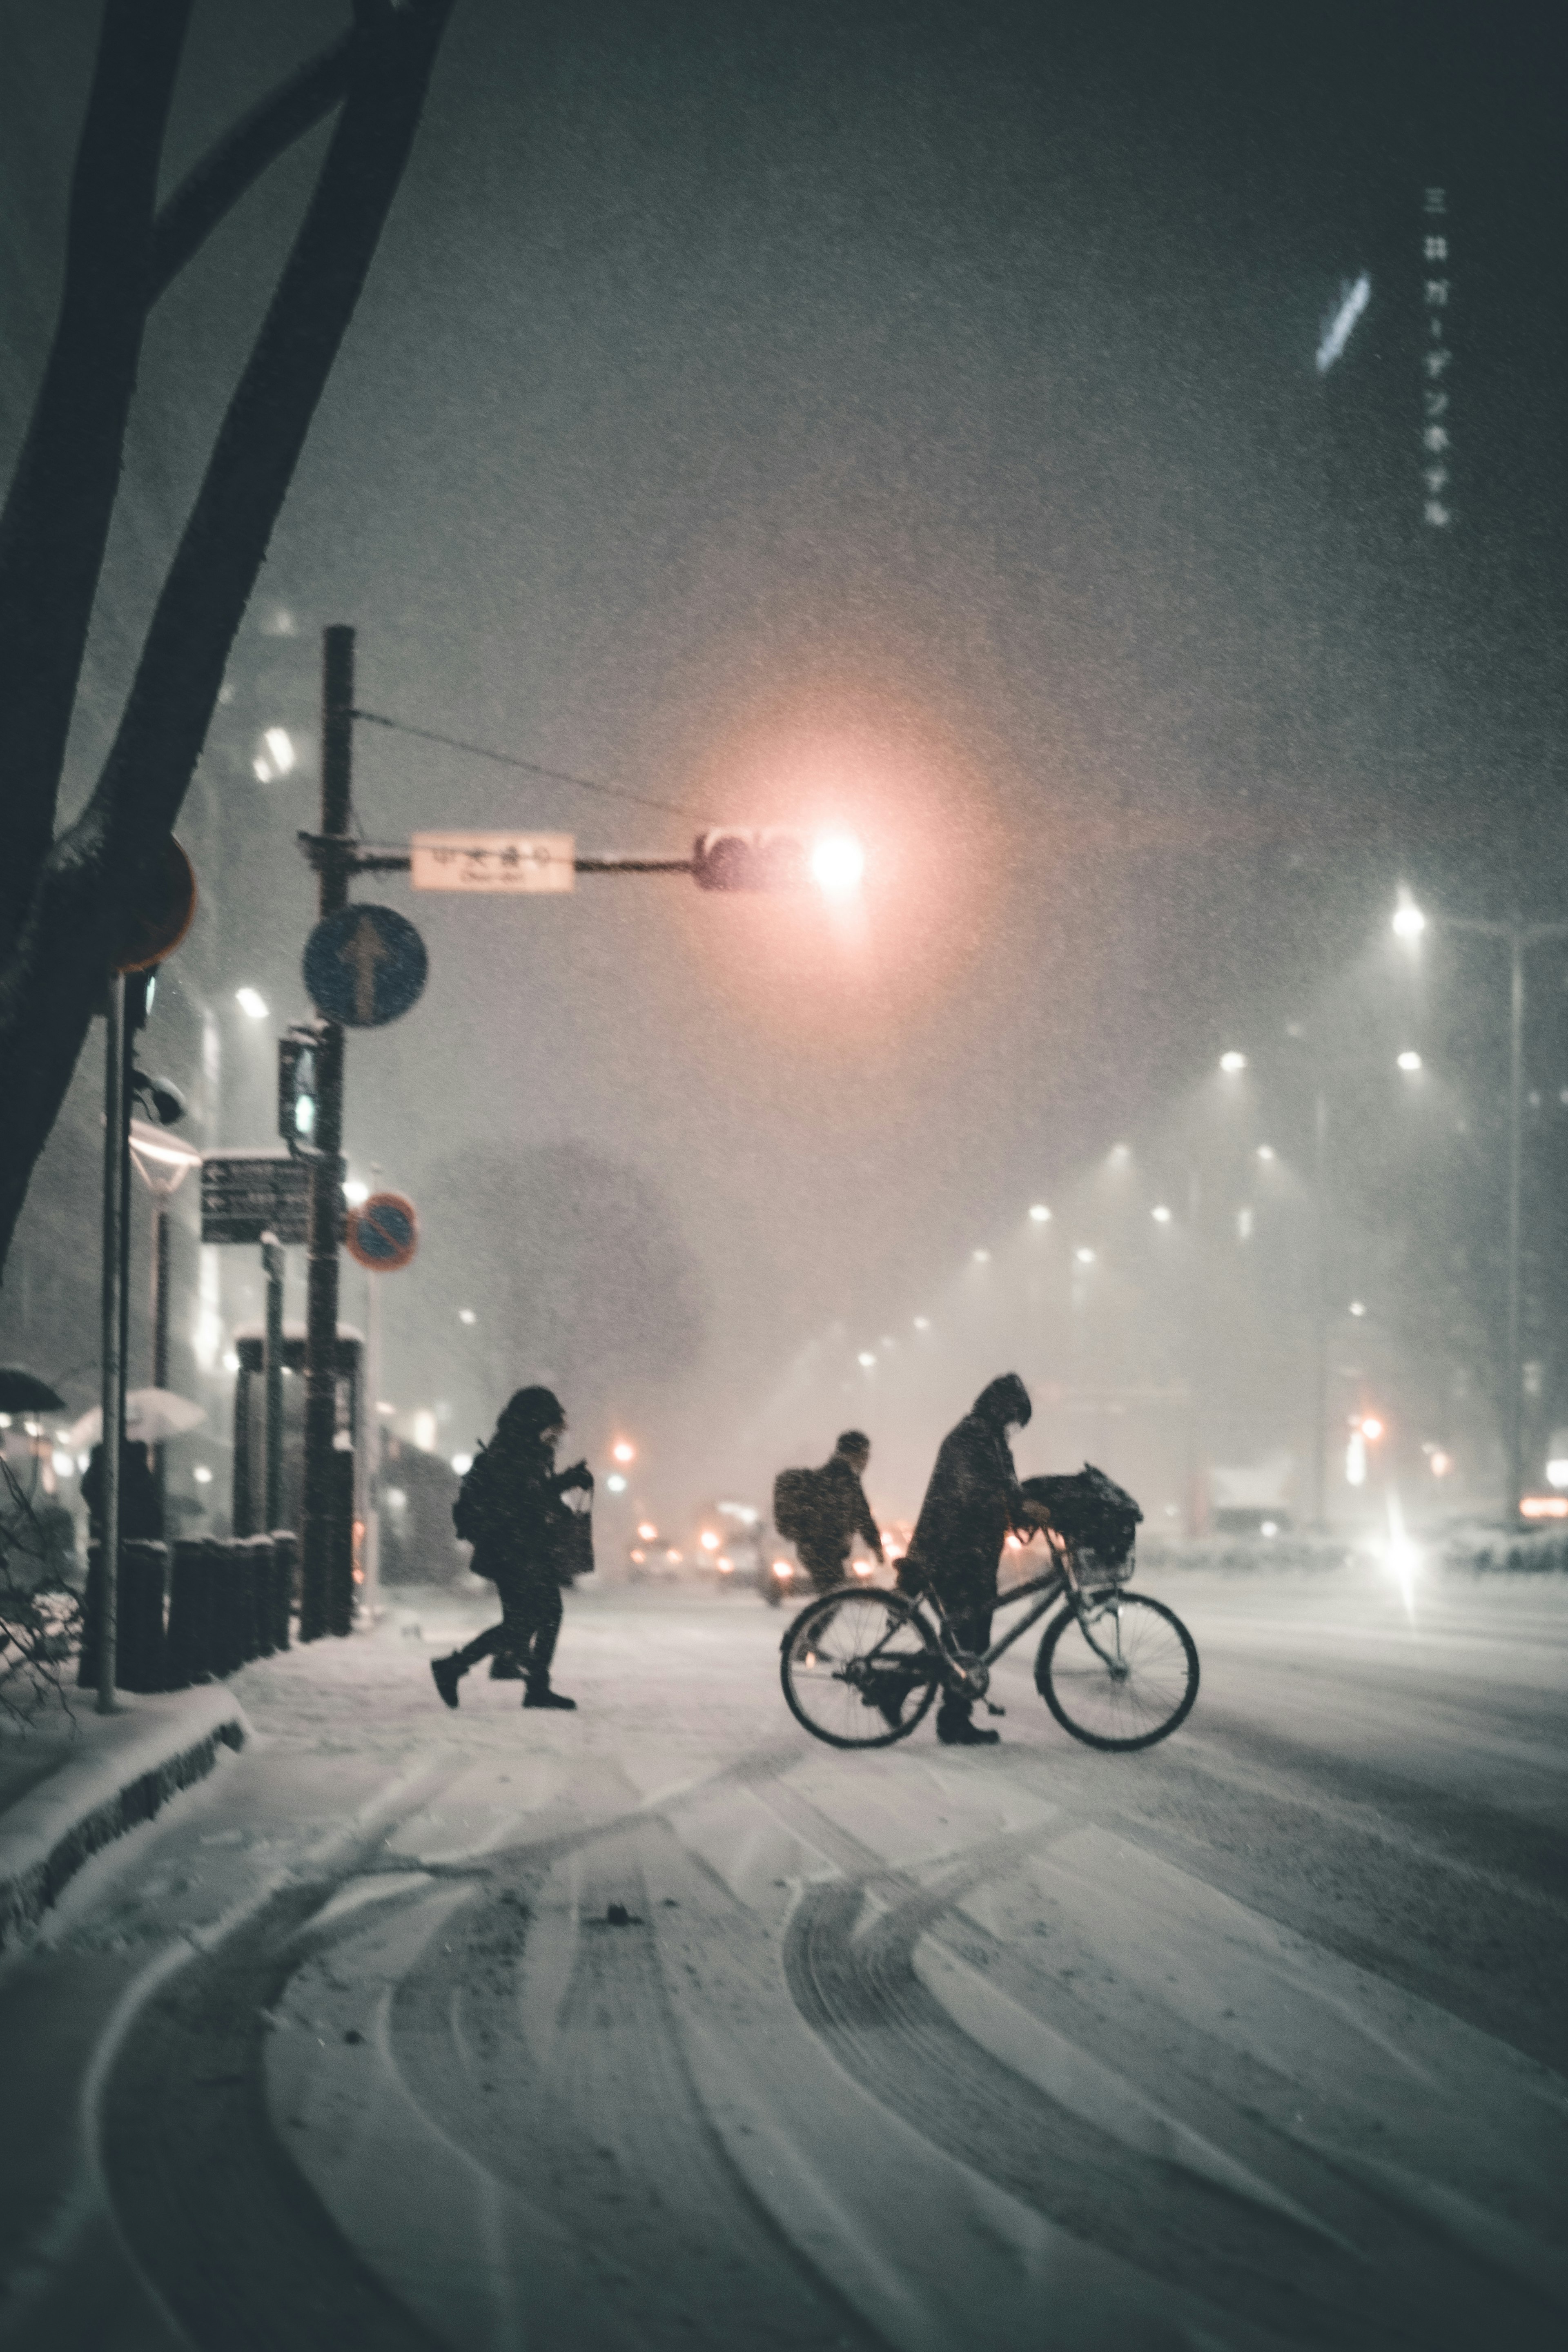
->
xmin=0 ymin=1681 xmax=247 ymax=1949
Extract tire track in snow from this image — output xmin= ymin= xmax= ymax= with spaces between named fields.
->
xmin=389 ymin=1823 xmax=882 ymax=2352
xmin=777 ymin=1799 xmax=1564 ymax=2350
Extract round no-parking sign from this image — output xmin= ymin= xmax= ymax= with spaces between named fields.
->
xmin=345 ymin=1192 xmax=419 ymax=1272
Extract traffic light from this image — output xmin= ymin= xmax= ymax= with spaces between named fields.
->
xmin=278 ymin=1023 xmax=321 ymax=1157
xmin=692 ymin=829 xmax=809 ymax=891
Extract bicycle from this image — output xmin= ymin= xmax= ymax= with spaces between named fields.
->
xmin=779 ymin=1523 xmax=1199 ymax=1754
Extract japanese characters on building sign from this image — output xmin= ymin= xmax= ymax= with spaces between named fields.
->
xmin=1422 ymin=187 xmax=1452 ymax=528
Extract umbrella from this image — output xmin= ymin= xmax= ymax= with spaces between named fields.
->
xmin=0 ymin=1369 xmax=67 ymax=1415
xmin=67 ymin=1389 xmax=206 ymax=1451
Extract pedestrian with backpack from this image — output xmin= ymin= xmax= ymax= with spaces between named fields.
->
xmin=773 ymin=1430 xmax=886 ymax=1595
xmin=430 ymin=1386 xmax=592 ymax=1712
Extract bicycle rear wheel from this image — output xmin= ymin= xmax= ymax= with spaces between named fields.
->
xmin=1035 ymin=1591 xmax=1199 ymax=1751
xmin=780 ymin=1589 xmax=941 ymax=1749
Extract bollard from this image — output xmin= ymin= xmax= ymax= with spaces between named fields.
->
xmin=79 ymin=1541 xmax=168 ymax=1693
xmin=270 ymin=1530 xmax=296 ymax=1652
xmin=237 ymin=1535 xmax=267 ymax=1664
xmin=209 ymin=1539 xmax=245 ymax=1679
xmin=251 ymin=1535 xmax=277 ymax=1659
xmin=166 ymin=1538 xmax=216 ymax=1688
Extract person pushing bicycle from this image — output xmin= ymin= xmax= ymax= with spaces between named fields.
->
xmin=898 ymin=1372 xmax=1040 ymax=1745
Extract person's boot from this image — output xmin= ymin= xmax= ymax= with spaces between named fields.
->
xmin=431 ymin=1654 xmax=464 ymax=1710
xmin=523 ymin=1679 xmax=576 ymax=1710
xmin=936 ymin=1707 xmax=998 ymax=1747
xmin=488 ymin=1652 xmax=524 ymax=1680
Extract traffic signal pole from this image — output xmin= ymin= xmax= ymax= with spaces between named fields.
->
xmin=300 ymin=626 xmax=353 ymax=1638
xmin=96 ymin=974 xmax=128 ymax=1712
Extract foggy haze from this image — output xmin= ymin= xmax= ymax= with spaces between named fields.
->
xmin=3 ymin=0 xmax=1565 ymax=1532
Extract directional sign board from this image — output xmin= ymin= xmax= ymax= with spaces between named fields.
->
xmin=345 ymin=1192 xmax=418 ymax=1272
xmin=304 ymin=904 xmax=428 ymax=1027
xmin=411 ymin=831 xmax=575 ymax=893
xmin=201 ymin=1150 xmax=314 ymax=1247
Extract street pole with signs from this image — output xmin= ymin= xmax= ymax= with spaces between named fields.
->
xmin=301 ymin=627 xmax=353 ymax=1640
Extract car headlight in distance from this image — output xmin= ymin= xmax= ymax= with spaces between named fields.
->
xmin=771 ymin=1559 xmax=793 ymax=1579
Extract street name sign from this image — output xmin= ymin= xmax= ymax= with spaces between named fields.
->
xmin=410 ymin=831 xmax=575 ymax=893
xmin=304 ymin=904 xmax=428 ymax=1027
xmin=345 ymin=1191 xmax=419 ymax=1272
xmin=201 ymin=1150 xmax=314 ymax=1247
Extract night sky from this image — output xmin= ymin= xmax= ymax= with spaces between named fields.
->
xmin=2 ymin=1 xmax=1565 ymax=1518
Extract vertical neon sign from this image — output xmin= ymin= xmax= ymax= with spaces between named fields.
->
xmin=1422 ymin=187 xmax=1452 ymax=528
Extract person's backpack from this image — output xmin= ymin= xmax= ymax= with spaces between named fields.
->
xmin=772 ymin=1465 xmax=822 ymax=1547
xmin=452 ymin=1443 xmax=496 ymax=1546
xmin=1020 ymin=1464 xmax=1143 ymax=1572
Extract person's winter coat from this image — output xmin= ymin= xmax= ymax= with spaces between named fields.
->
xmin=902 ymin=1374 xmax=1031 ymax=1598
xmin=459 ymin=1432 xmax=572 ymax=1584
xmin=81 ymin=1440 xmax=161 ymax=1542
xmin=796 ymin=1453 xmax=882 ymax=1579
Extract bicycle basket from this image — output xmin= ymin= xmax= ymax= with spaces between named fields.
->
xmin=1020 ymin=1466 xmax=1142 ymax=1576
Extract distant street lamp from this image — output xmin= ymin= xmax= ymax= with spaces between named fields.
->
xmin=1393 ymin=893 xmax=1568 ymax=1521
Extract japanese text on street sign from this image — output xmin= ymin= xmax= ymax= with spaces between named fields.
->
xmin=410 ymin=831 xmax=575 ymax=893
xmin=201 ymin=1150 xmax=316 ymax=1247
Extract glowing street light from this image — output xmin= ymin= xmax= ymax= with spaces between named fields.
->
xmin=611 ymin=1439 xmax=636 ymax=1465
xmin=1028 ymin=1203 xmax=1051 ymax=1223
xmin=1256 ymin=1144 xmax=1276 ymax=1161
xmin=1219 ymin=1051 xmax=1246 ymax=1074
xmin=1151 ymin=1204 xmax=1172 ymax=1224
xmin=1074 ymin=1246 xmax=1096 ymax=1266
xmin=235 ymin=987 xmax=269 ymax=1020
xmin=1392 ymin=893 xmax=1427 ymax=942
xmin=810 ymin=831 xmax=866 ymax=897
xmin=1397 ymin=1050 xmax=1422 ymax=1072
xmin=343 ymin=1178 xmax=370 ymax=1206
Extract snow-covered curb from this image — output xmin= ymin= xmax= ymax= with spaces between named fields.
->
xmin=0 ymin=1684 xmax=247 ymax=1949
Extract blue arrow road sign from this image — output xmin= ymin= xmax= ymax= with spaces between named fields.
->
xmin=303 ymin=904 xmax=428 ymax=1027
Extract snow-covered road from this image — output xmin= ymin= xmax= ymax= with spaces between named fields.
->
xmin=3 ymin=1565 xmax=1565 ymax=2351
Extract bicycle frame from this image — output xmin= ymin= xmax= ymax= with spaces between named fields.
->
xmin=912 ymin=1535 xmax=1130 ymax=1688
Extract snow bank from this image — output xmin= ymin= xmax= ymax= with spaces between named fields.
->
xmin=0 ymin=1682 xmax=246 ymax=1947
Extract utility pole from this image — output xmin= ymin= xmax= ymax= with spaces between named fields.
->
xmin=262 ymin=1232 xmax=285 ymax=1532
xmin=1504 ymin=929 xmax=1525 ymax=1530
xmin=300 ymin=626 xmax=352 ymax=1638
xmin=1395 ymin=899 xmax=1568 ymax=1524
xmin=97 ymin=974 xmax=129 ymax=1712
xmin=1310 ymin=1090 xmax=1330 ymax=1532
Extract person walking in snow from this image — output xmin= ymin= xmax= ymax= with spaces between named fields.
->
xmin=793 ymin=1430 xmax=886 ymax=1594
xmin=899 ymin=1372 xmax=1034 ymax=1746
xmin=430 ymin=1385 xmax=592 ymax=1712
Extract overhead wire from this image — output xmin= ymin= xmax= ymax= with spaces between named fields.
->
xmin=351 ymin=708 xmax=695 ymax=823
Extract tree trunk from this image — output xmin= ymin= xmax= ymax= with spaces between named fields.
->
xmin=0 ymin=0 xmax=457 ymax=1282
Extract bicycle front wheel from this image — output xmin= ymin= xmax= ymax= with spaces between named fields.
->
xmin=780 ymin=1589 xmax=941 ymax=1749
xmin=1035 ymin=1591 xmax=1199 ymax=1751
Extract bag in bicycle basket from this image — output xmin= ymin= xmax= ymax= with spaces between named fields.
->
xmin=1020 ymin=1465 xmax=1142 ymax=1578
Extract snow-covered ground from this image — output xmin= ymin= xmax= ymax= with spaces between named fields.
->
xmin=2 ymin=1564 xmax=1565 ymax=2351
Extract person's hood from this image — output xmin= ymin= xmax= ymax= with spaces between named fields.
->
xmin=496 ymin=1385 xmax=564 ymax=1442
xmin=972 ymin=1372 xmax=1032 ymax=1430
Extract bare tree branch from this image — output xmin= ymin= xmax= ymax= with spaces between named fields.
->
xmin=148 ymin=27 xmax=357 ymax=304
xmin=0 ymin=0 xmax=457 ymax=1277
xmin=0 ymin=0 xmax=192 ymax=952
